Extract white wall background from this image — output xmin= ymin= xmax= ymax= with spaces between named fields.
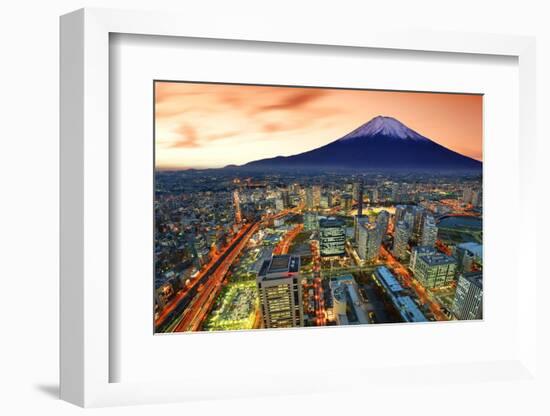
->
xmin=0 ymin=1 xmax=547 ymax=415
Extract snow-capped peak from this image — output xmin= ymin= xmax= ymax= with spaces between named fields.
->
xmin=339 ymin=116 xmax=430 ymax=142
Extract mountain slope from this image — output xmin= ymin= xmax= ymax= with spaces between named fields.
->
xmin=239 ymin=116 xmax=481 ymax=172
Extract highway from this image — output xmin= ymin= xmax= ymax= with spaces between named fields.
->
xmin=380 ymin=245 xmax=447 ymax=321
xmin=172 ymin=222 xmax=259 ymax=332
xmin=155 ymin=222 xmax=258 ymax=332
xmin=273 ymin=224 xmax=303 ymax=255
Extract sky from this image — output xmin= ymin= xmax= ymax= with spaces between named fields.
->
xmin=155 ymin=82 xmax=482 ymax=170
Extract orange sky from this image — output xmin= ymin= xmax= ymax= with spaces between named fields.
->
xmin=155 ymin=82 xmax=482 ymax=169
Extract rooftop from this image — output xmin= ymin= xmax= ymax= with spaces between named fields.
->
xmin=418 ymin=253 xmax=457 ymax=266
xmin=462 ymin=271 xmax=483 ymax=290
xmin=375 ymin=266 xmax=404 ymax=293
xmin=258 ymin=254 xmax=300 ymax=280
xmin=319 ymin=217 xmax=345 ymax=228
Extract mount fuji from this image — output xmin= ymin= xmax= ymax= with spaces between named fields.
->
xmin=237 ymin=116 xmax=482 ymax=172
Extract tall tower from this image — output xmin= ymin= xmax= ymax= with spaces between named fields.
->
xmin=257 ymin=255 xmax=304 ymax=328
xmin=357 ymin=182 xmax=364 ymax=217
xmin=421 ymin=215 xmax=438 ymax=247
xmin=233 ymin=189 xmax=242 ymax=224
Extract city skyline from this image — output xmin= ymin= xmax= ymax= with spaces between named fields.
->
xmin=154 ymin=82 xmax=483 ymax=334
xmin=155 ymin=82 xmax=483 ymax=170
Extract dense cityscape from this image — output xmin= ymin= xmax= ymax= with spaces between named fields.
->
xmin=154 ymin=170 xmax=483 ymax=333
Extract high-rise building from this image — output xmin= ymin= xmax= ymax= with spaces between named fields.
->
xmin=305 ymin=187 xmax=314 ymax=209
xmin=233 ymin=189 xmax=242 ymax=224
xmin=342 ymin=194 xmax=353 ymax=212
xmin=312 ymin=185 xmax=321 ymax=207
xmin=411 ymin=206 xmax=425 ymax=241
xmin=303 ymin=211 xmax=319 ymax=231
xmin=257 ymin=255 xmax=304 ymax=328
xmin=371 ymin=187 xmax=379 ymax=204
xmin=357 ymin=221 xmax=379 ymax=262
xmin=320 ymin=195 xmax=329 ymax=209
xmin=281 ymin=189 xmax=291 ymax=208
xmin=274 ymin=198 xmax=284 ymax=212
xmin=392 ymin=220 xmax=411 ymax=260
xmin=354 ymin=215 xmax=369 ymax=242
xmin=414 ymin=253 xmax=457 ymax=288
xmin=421 ymin=215 xmax=438 ymax=247
xmin=394 ymin=204 xmax=407 ymax=228
xmin=319 ymin=217 xmax=346 ymax=257
xmin=356 ymin=182 xmax=364 ymax=217
xmin=452 ymin=272 xmax=483 ymax=320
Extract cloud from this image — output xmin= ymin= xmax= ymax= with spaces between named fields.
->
xmin=256 ymin=89 xmax=327 ymax=113
xmin=169 ymin=124 xmax=199 ymax=148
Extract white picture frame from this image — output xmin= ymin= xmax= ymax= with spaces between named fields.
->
xmin=60 ymin=7 xmax=538 ymax=408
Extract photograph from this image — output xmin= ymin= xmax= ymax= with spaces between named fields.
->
xmin=153 ymin=81 xmax=483 ymax=333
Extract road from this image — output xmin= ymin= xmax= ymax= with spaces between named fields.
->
xmin=155 ymin=222 xmax=258 ymax=332
xmin=172 ymin=222 xmax=259 ymax=332
xmin=273 ymin=224 xmax=303 ymax=255
xmin=380 ymin=245 xmax=448 ymax=321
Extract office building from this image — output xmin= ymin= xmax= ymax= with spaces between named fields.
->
xmin=421 ymin=215 xmax=438 ymax=247
xmin=233 ymin=189 xmax=242 ymax=224
xmin=410 ymin=246 xmax=437 ymax=274
xmin=274 ymin=198 xmax=284 ymax=212
xmin=411 ymin=206 xmax=425 ymax=241
xmin=414 ymin=253 xmax=457 ymax=288
xmin=357 ymin=220 xmax=379 ymax=263
xmin=342 ymin=194 xmax=353 ymax=212
xmin=305 ymin=187 xmax=314 ymax=209
xmin=303 ymin=211 xmax=319 ymax=231
xmin=452 ymin=272 xmax=483 ymax=320
xmin=257 ymin=255 xmax=304 ymax=328
xmin=319 ymin=217 xmax=346 ymax=257
xmin=392 ymin=220 xmax=411 ymax=260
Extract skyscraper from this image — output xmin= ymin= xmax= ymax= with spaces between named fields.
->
xmin=392 ymin=220 xmax=411 ymax=260
xmin=304 ymin=211 xmax=319 ymax=231
xmin=421 ymin=215 xmax=438 ymax=247
xmin=355 ymin=182 xmax=364 ymax=217
xmin=305 ymin=187 xmax=314 ymax=209
xmin=452 ymin=272 xmax=483 ymax=320
xmin=358 ymin=221 xmax=378 ymax=262
xmin=257 ymin=255 xmax=304 ymax=328
xmin=411 ymin=206 xmax=425 ymax=241
xmin=394 ymin=204 xmax=407 ymax=228
xmin=319 ymin=217 xmax=346 ymax=257
xmin=233 ymin=189 xmax=242 ymax=224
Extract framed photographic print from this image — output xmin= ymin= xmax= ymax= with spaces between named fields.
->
xmin=60 ymin=8 xmax=539 ymax=408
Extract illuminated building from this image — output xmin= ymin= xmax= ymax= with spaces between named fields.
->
xmin=410 ymin=246 xmax=436 ymax=275
xmin=357 ymin=220 xmax=377 ymax=262
xmin=319 ymin=217 xmax=346 ymax=257
xmin=257 ymin=255 xmax=304 ymax=328
xmin=411 ymin=206 xmax=425 ymax=241
xmin=233 ymin=189 xmax=242 ymax=224
xmin=392 ymin=220 xmax=411 ymax=260
xmin=305 ymin=187 xmax=314 ymax=209
xmin=421 ymin=215 xmax=438 ymax=247
xmin=342 ymin=194 xmax=353 ymax=212
xmin=275 ymin=198 xmax=284 ymax=211
xmin=304 ymin=211 xmax=319 ymax=231
xmin=414 ymin=252 xmax=457 ymax=288
xmin=452 ymin=272 xmax=482 ymax=320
